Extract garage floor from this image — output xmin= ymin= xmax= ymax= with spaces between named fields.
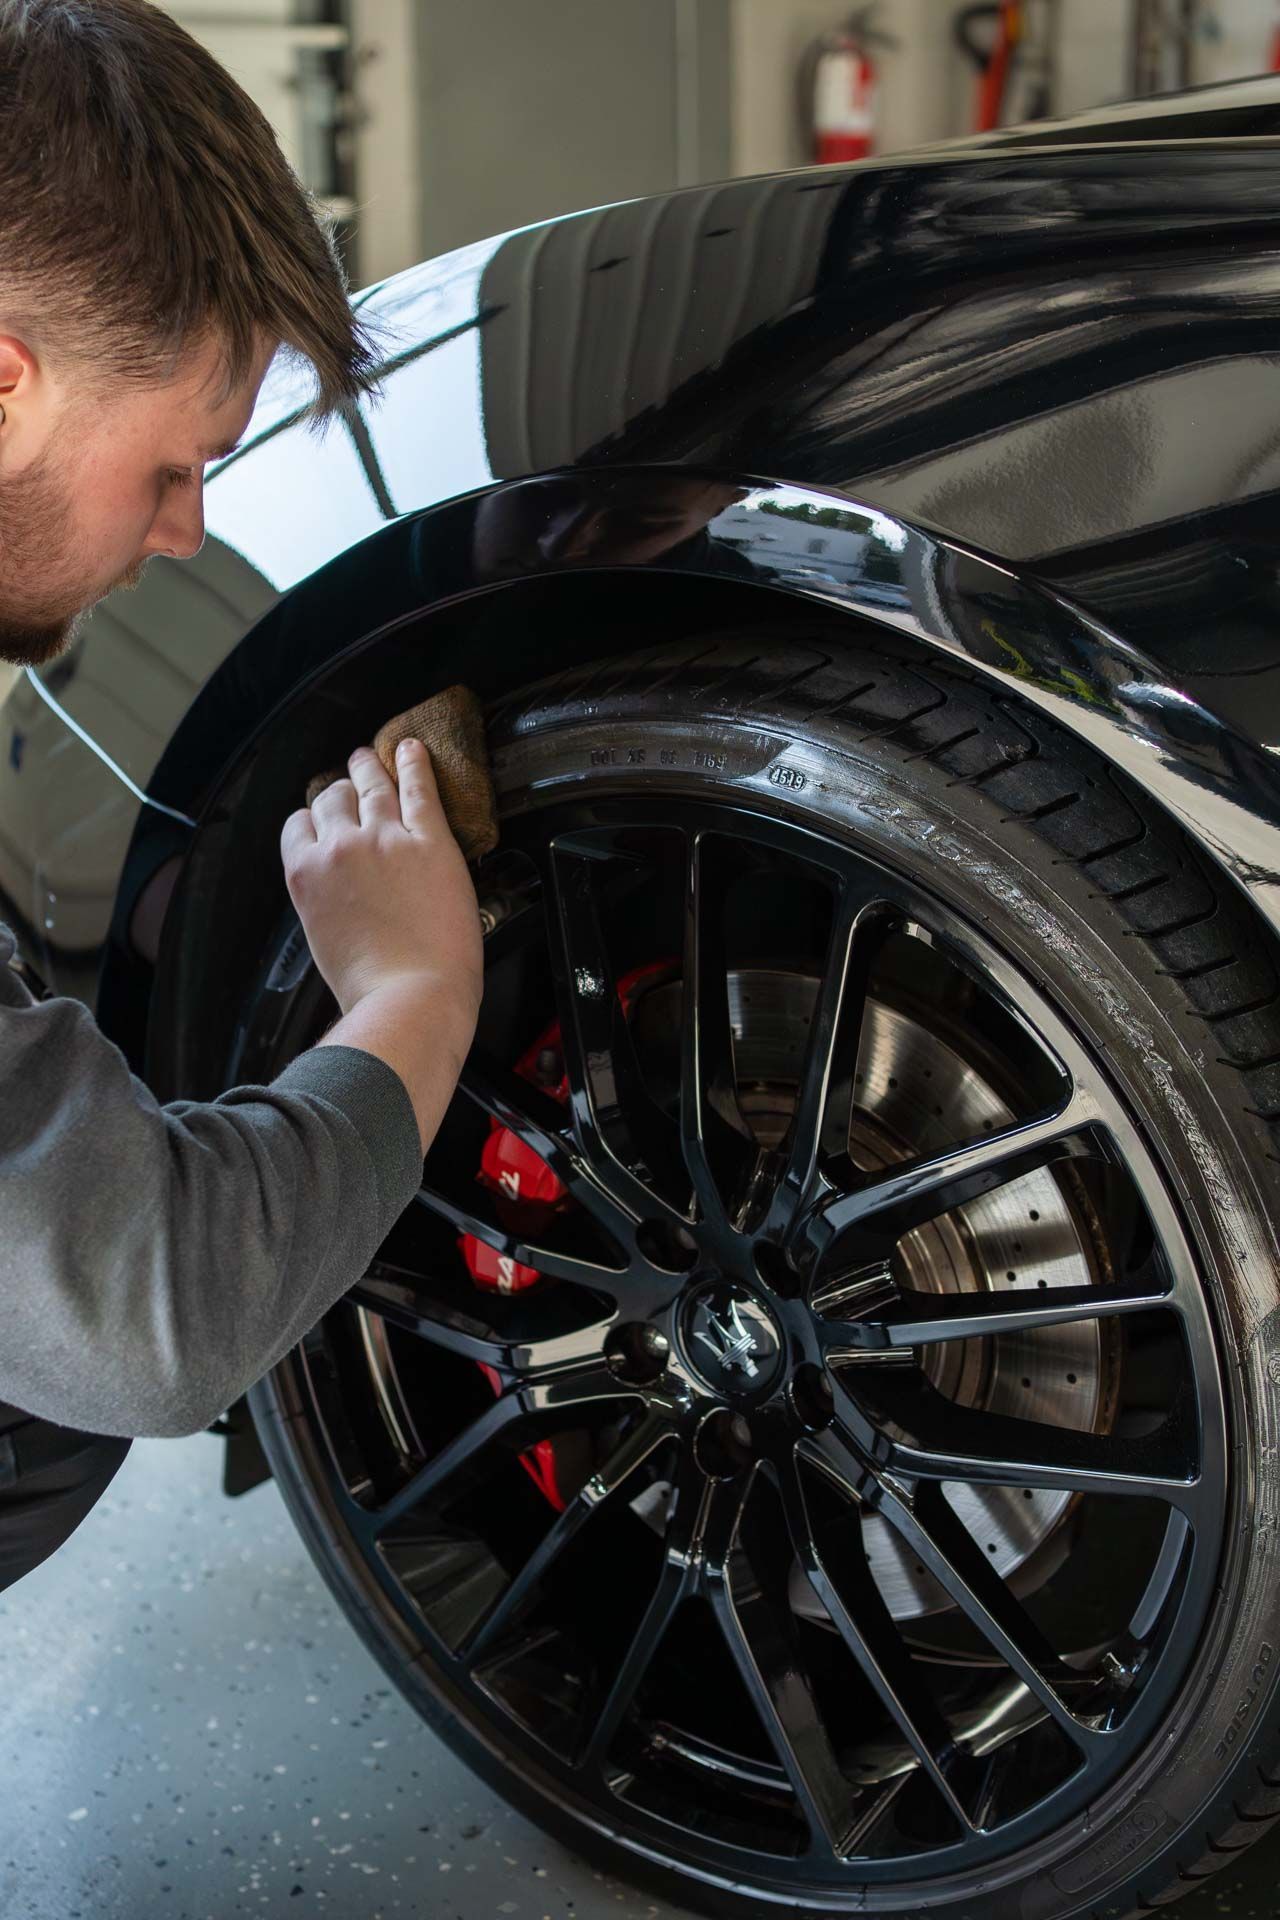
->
xmin=0 ymin=1433 xmax=698 ymax=1920
xmin=0 ymin=1433 xmax=1272 ymax=1920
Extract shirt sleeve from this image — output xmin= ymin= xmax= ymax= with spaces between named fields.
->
xmin=0 ymin=977 xmax=425 ymax=1439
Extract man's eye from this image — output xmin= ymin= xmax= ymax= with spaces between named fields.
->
xmin=165 ymin=467 xmax=196 ymax=490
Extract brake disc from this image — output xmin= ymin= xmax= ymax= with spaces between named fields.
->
xmin=631 ymin=969 xmax=1121 ymax=1625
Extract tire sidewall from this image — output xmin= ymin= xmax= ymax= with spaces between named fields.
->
xmin=488 ymin=668 xmax=1280 ymax=1914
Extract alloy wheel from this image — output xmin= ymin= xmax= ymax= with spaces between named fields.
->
xmin=273 ymin=794 xmax=1228 ymax=1901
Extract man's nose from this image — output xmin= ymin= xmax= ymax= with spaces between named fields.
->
xmin=145 ymin=487 xmax=206 ymax=561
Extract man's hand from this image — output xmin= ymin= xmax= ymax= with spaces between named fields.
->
xmin=280 ymin=739 xmax=484 ymax=1153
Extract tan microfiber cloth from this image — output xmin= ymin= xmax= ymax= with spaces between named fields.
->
xmin=305 ymin=684 xmax=499 ymax=863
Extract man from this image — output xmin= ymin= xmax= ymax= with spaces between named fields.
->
xmin=0 ymin=0 xmax=482 ymax=1590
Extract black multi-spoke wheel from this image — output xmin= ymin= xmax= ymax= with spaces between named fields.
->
xmin=247 ymin=630 xmax=1280 ymax=1918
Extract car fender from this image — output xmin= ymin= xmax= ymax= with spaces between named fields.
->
xmin=117 ymin=471 xmax=1280 ymax=1100
xmin=7 ymin=103 xmax=1280 ymax=1064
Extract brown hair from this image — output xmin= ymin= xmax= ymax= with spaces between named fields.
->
xmin=0 ymin=0 xmax=378 ymax=418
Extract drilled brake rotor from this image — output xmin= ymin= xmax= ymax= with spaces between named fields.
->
xmin=357 ymin=965 xmax=1120 ymax=1626
xmin=631 ymin=969 xmax=1120 ymax=1624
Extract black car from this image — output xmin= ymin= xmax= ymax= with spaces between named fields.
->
xmin=9 ymin=74 xmax=1280 ymax=1920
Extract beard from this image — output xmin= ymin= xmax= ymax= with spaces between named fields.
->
xmin=0 ymin=438 xmax=147 ymax=667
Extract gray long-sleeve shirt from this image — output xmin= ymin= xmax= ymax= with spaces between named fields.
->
xmin=0 ymin=918 xmax=425 ymax=1440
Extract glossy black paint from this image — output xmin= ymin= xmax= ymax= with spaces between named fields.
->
xmin=960 ymin=70 xmax=1280 ymax=144
xmin=9 ymin=79 xmax=1280 ymax=1079
xmin=132 ymin=475 xmax=1280 ymax=1104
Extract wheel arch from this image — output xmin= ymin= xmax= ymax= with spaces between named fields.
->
xmin=124 ymin=474 xmax=1280 ymax=1101
xmin=139 ymin=562 xmax=792 ymax=1102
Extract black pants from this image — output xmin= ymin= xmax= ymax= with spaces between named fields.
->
xmin=0 ymin=1405 xmax=131 ymax=1593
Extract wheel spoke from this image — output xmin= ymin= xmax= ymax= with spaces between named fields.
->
xmin=456 ymin=1047 xmax=629 ymax=1231
xmin=660 ymin=1439 xmax=754 ymax=1580
xmin=372 ymin=1388 xmax=528 ymax=1533
xmin=871 ymin=1375 xmax=1202 ymax=1512
xmin=518 ymin=1352 xmax=638 ymax=1412
xmin=412 ymin=1183 xmax=626 ymax=1290
xmin=458 ymin=1048 xmax=569 ymax=1149
xmin=580 ymin=1559 xmax=687 ymax=1772
xmin=818 ymin=1277 xmax=1172 ymax=1354
xmin=679 ymin=830 xmax=758 ymax=1232
xmin=541 ymin=842 xmax=689 ymax=1216
xmin=372 ymin=1358 xmax=636 ymax=1533
xmin=876 ymin=1474 xmax=1107 ymax=1753
xmin=704 ymin=1464 xmax=866 ymax=1861
xmin=803 ymin=1411 xmax=1105 ymax=1753
xmin=352 ymin=1261 xmax=521 ymax=1364
xmin=353 ymin=1259 xmax=616 ymax=1371
xmin=765 ymin=893 xmax=894 ymax=1232
xmin=774 ymin=1450 xmax=973 ymax=1833
xmin=579 ymin=1444 xmax=722 ymax=1770
xmin=461 ymin=1411 xmax=673 ymax=1668
xmin=798 ymin=1094 xmax=1102 ymax=1272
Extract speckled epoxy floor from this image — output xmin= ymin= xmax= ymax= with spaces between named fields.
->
xmin=1 ymin=1434 xmax=1278 ymax=1920
xmin=0 ymin=1432 xmax=699 ymax=1920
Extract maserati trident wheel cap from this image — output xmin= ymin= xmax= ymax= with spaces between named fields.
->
xmin=680 ymin=1281 xmax=783 ymax=1397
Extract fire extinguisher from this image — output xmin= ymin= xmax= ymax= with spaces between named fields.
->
xmin=956 ymin=1 xmax=1058 ymax=131
xmin=956 ymin=2 xmax=1024 ymax=133
xmin=802 ymin=5 xmax=897 ymax=166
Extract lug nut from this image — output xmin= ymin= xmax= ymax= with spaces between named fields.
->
xmin=605 ymin=1322 xmax=670 ymax=1384
xmin=695 ymin=1406 xmax=756 ymax=1479
xmin=789 ymin=1362 xmax=835 ymax=1432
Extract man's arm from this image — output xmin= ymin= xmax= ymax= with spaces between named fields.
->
xmin=0 ymin=733 xmax=483 ymax=1439
xmin=0 ymin=976 xmax=425 ymax=1439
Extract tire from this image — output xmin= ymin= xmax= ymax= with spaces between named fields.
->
xmin=250 ymin=621 xmax=1280 ymax=1919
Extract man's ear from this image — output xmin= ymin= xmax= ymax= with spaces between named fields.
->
xmin=0 ymin=332 xmax=40 ymax=405
xmin=0 ymin=333 xmax=52 ymax=471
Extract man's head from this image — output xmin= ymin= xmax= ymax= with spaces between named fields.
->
xmin=0 ymin=0 xmax=377 ymax=665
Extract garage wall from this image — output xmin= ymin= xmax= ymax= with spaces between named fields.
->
xmin=731 ymin=0 xmax=970 ymax=172
xmin=1055 ymin=0 xmax=1277 ymax=111
xmin=1201 ymin=0 xmax=1279 ymax=81
xmin=348 ymin=0 xmax=420 ymax=286
xmin=409 ymin=0 xmax=733 ymax=263
xmin=735 ymin=0 xmax=1280 ymax=174
xmin=1051 ymin=0 xmax=1133 ymax=114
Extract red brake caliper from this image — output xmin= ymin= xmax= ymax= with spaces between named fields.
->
xmin=460 ymin=960 xmax=675 ymax=1512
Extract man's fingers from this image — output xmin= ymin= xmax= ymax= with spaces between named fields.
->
xmin=280 ymin=807 xmax=317 ymax=860
xmin=347 ymin=746 xmax=402 ymax=825
xmin=308 ymin=774 xmax=358 ymax=833
xmin=394 ymin=738 xmax=446 ymax=835
xmin=300 ymin=740 xmax=448 ymax=841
